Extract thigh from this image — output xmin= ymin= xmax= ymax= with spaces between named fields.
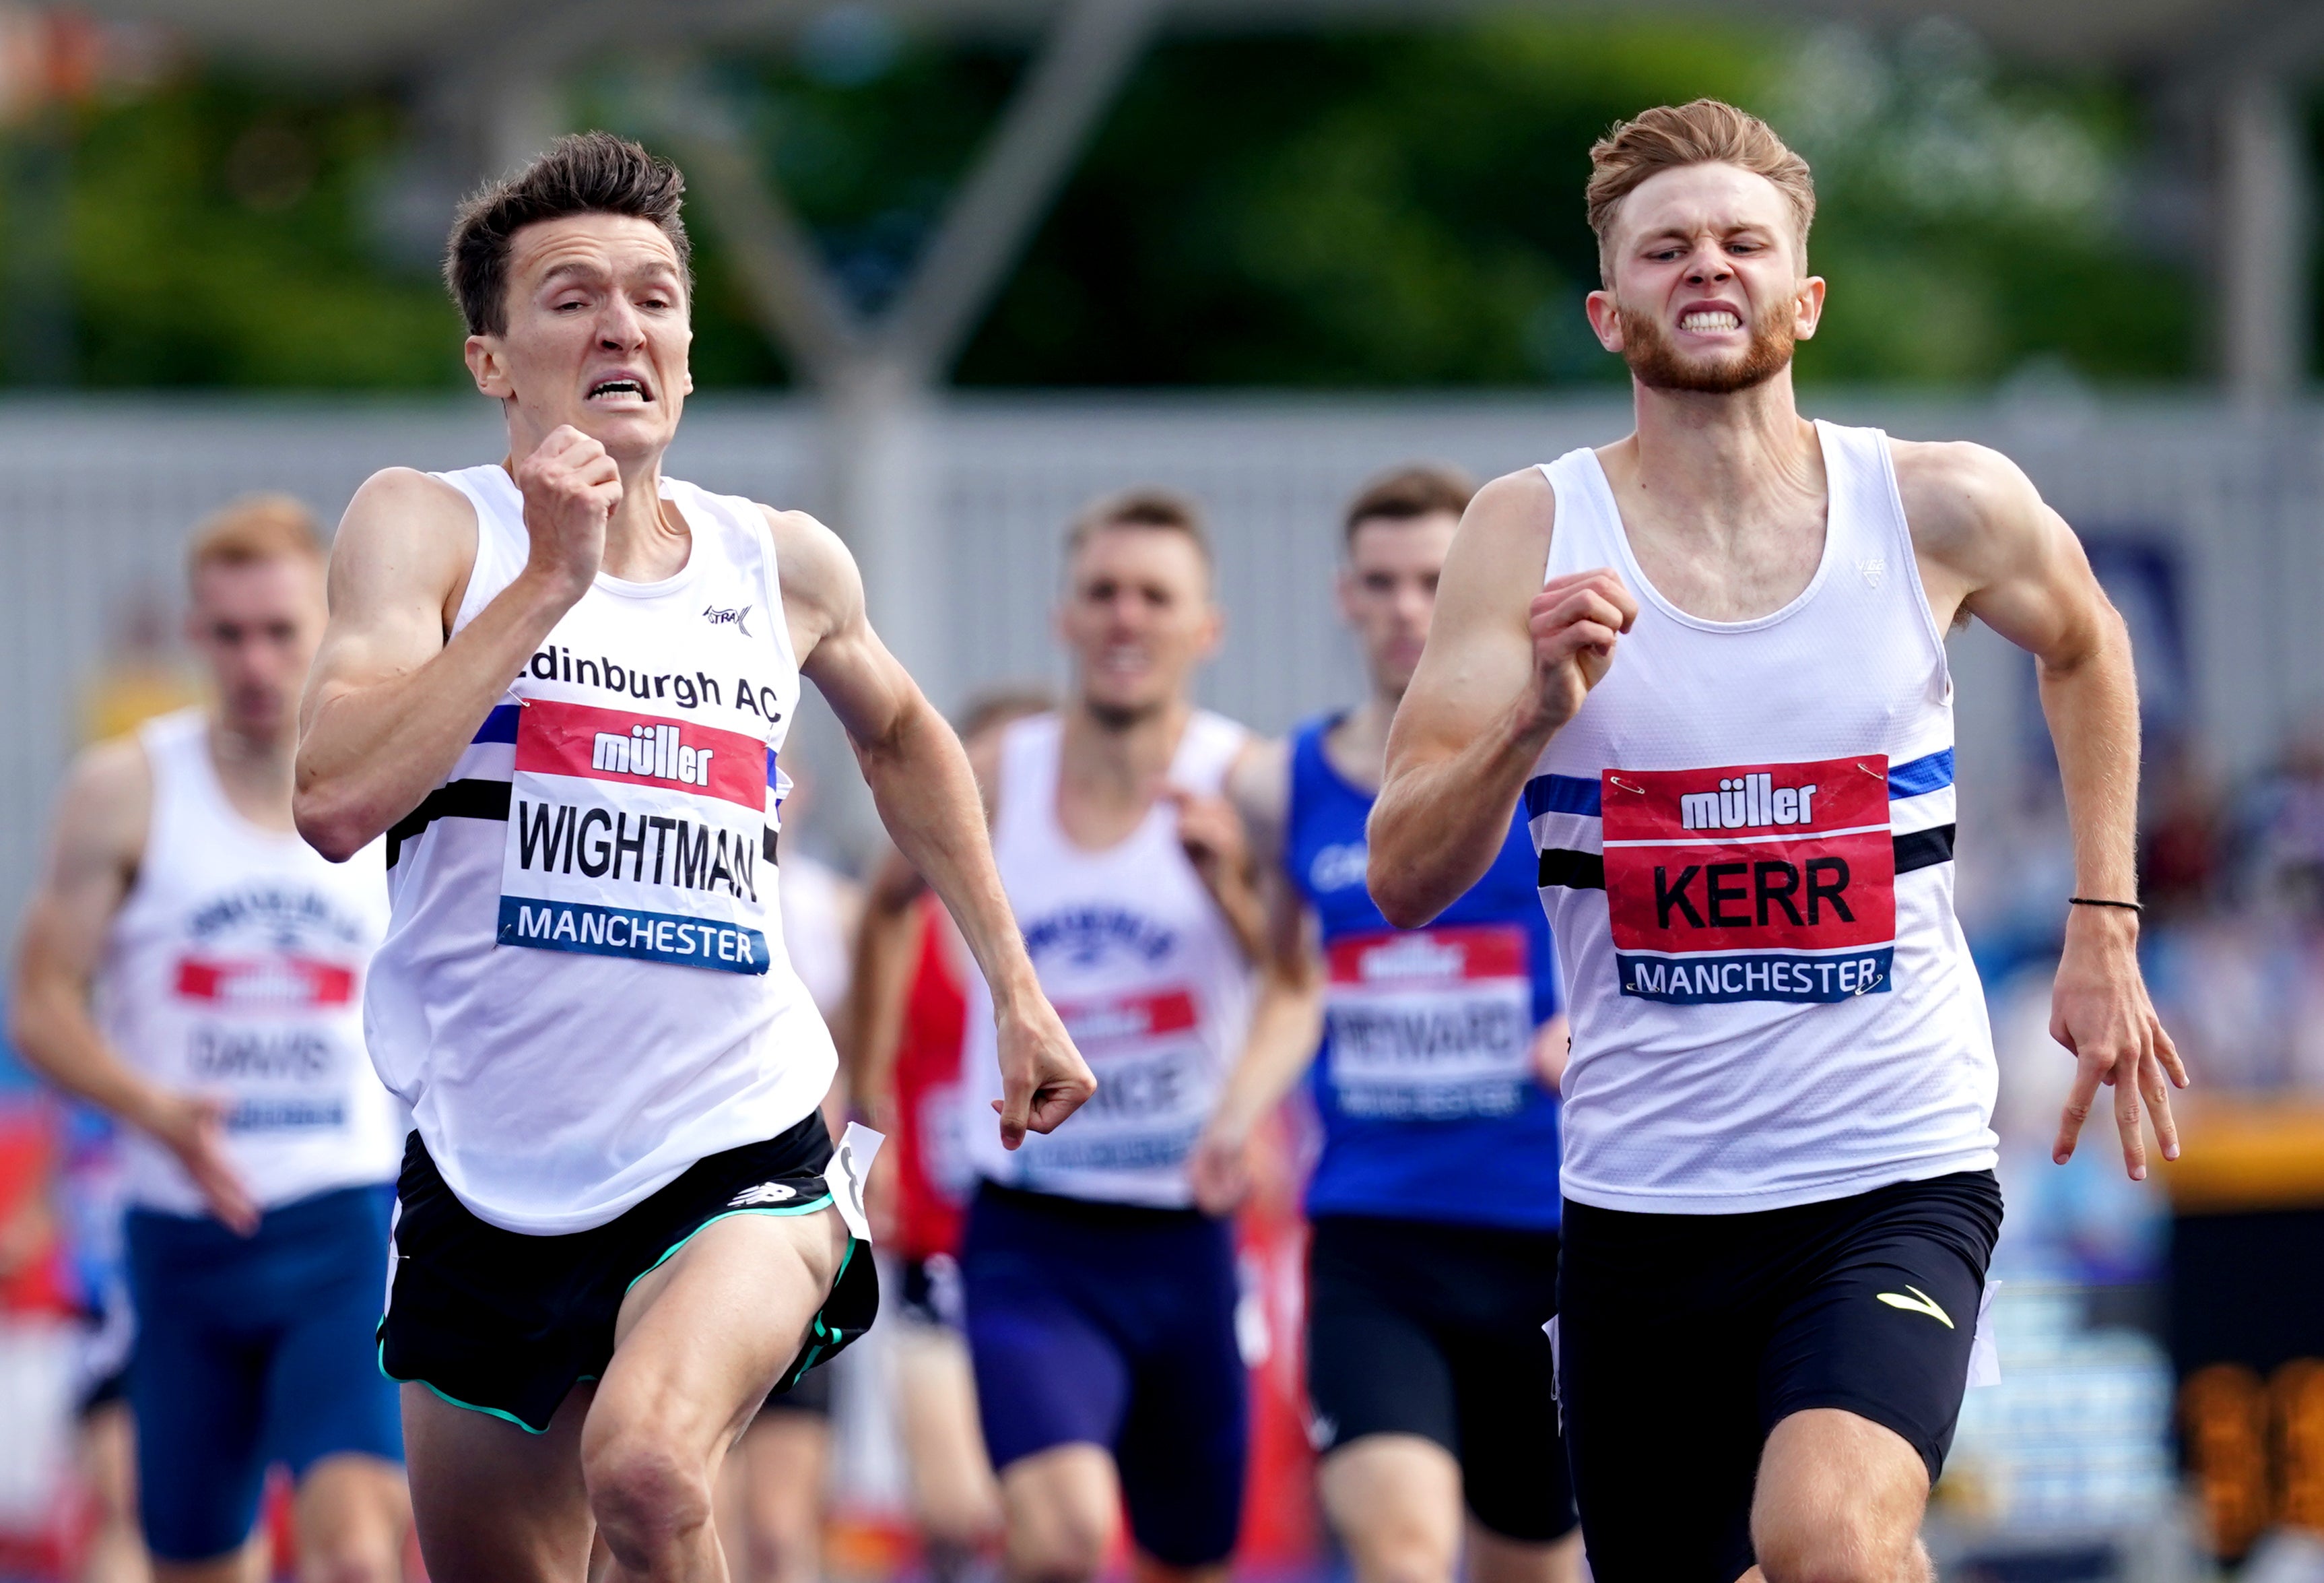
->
xmin=402 ymin=1380 xmax=593 ymax=1583
xmin=1307 ymin=1223 xmax=1458 ymax=1459
xmin=964 ymin=1246 xmax=1131 ymax=1473
xmin=1115 ymin=1234 xmax=1246 ymax=1571
xmin=1757 ymin=1174 xmax=2000 ymax=1486
xmin=125 ymin=1249 xmax=269 ymax=1565
xmin=1556 ymin=1203 xmax=1760 ymax=1583
xmin=1445 ymin=1256 xmax=1574 ymax=1544
xmin=591 ymin=1205 xmax=851 ymax=1471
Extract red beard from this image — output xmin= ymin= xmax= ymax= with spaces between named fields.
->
xmin=1617 ymin=298 xmax=1795 ymax=395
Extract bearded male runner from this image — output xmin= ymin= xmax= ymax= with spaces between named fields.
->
xmin=14 ymin=498 xmax=409 ymax=1583
xmin=292 ymin=132 xmax=1091 ymax=1583
xmin=1189 ymin=465 xmax=1578 ymax=1583
xmin=1368 ymin=101 xmax=2185 ymax=1583
xmin=958 ymin=489 xmax=1265 ymax=1583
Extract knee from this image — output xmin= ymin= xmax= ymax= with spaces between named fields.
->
xmin=1006 ymin=1494 xmax=1112 ymax=1583
xmin=1753 ymin=1514 xmax=1924 ymax=1583
xmin=1345 ymin=1524 xmax=1455 ymax=1583
xmin=585 ymin=1431 xmax=714 ymax=1558
xmin=300 ymin=1534 xmax=401 ymax=1583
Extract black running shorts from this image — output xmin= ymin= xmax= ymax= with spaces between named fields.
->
xmin=1556 ymin=1171 xmax=2001 ymax=1583
xmin=1306 ymin=1215 xmax=1577 ymax=1543
xmin=380 ymin=1112 xmax=879 ymax=1434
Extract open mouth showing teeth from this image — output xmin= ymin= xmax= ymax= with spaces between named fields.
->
xmin=588 ymin=378 xmax=649 ymax=399
xmin=1680 ymin=310 xmax=1741 ymax=333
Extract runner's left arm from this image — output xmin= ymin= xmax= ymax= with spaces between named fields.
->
xmin=769 ymin=508 xmax=1094 ymax=1149
xmin=1190 ymin=738 xmax=1324 ymax=1213
xmin=1898 ymin=440 xmax=2187 ymax=1181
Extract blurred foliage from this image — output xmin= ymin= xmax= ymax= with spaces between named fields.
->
xmin=5 ymin=13 xmax=2201 ymax=389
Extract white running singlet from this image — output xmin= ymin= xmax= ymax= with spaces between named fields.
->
xmin=1527 ymin=422 xmax=1997 ymax=1215
xmin=98 ymin=708 xmax=399 ymax=1216
xmin=363 ymin=465 xmax=834 ymax=1235
xmin=962 ymin=711 xmax=1253 ymax=1208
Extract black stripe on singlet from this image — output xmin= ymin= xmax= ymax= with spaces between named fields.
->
xmin=1535 ymin=823 xmax=1958 ymax=893
xmin=385 ymin=779 xmax=511 ymax=868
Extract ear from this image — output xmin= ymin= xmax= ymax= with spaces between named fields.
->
xmin=1333 ymin=562 xmax=1361 ymax=626
xmin=1792 ymin=276 xmax=1827 ymax=342
xmin=465 ymin=335 xmax=513 ymax=400
xmin=1585 ymin=289 xmax=1625 ymax=353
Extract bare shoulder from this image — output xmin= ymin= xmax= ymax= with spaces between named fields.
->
xmin=760 ymin=505 xmax=863 ymax=649
xmin=339 ymin=466 xmax=477 ymax=543
xmin=1226 ymin=735 xmax=1292 ymax=855
xmin=332 ymin=467 xmax=479 ymax=611
xmin=1468 ymin=465 xmax=1558 ymax=540
xmin=1889 ymin=439 xmax=2045 ymax=558
xmin=53 ymin=734 xmax=153 ymax=872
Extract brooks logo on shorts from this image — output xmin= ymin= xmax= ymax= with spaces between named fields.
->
xmin=1875 ymin=1286 xmax=1953 ymax=1328
xmin=728 ymin=1183 xmax=797 ymax=1207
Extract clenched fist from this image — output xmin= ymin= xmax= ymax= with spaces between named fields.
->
xmin=1527 ymin=569 xmax=1638 ymax=734
xmin=515 ymin=425 xmax=623 ymax=602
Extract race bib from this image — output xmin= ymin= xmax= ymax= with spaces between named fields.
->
xmin=496 ymin=699 xmax=774 ymax=975
xmin=1036 ymin=986 xmax=1207 ymax=1171
xmin=1324 ymin=925 xmax=1535 ymax=1120
xmin=1601 ymin=756 xmax=1896 ymax=1005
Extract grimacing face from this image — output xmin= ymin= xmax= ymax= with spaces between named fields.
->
xmin=1585 ymin=162 xmax=1824 ymax=395
xmin=464 ymin=212 xmax=696 ymax=462
xmin=1339 ymin=511 xmax=1456 ymax=700
xmin=188 ymin=556 xmax=328 ymax=742
xmin=1057 ymin=525 xmax=1222 ymax=725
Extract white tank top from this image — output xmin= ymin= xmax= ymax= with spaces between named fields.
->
xmin=98 ymin=709 xmax=399 ymax=1216
xmin=362 ymin=465 xmax=834 ymax=1235
xmin=962 ymin=710 xmax=1253 ymax=1208
xmin=1527 ymin=422 xmax=1997 ymax=1215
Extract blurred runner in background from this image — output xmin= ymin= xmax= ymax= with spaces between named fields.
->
xmin=11 ymin=496 xmax=410 ymax=1583
xmin=958 ymin=491 xmax=1265 ymax=1583
xmin=1192 ymin=465 xmax=1580 ymax=1583
xmin=849 ymin=690 xmax=1052 ymax=1583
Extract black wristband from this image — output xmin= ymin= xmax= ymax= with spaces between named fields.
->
xmin=2068 ymin=897 xmax=2144 ymax=913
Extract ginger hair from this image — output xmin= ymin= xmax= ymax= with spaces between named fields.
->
xmin=1585 ymin=100 xmax=1815 ymax=284
xmin=186 ymin=494 xmax=325 ymax=587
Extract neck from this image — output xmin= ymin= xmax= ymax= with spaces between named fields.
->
xmin=1620 ymin=366 xmax=1820 ymax=533
xmin=1061 ymin=692 xmax=1192 ymax=789
xmin=1325 ymin=689 xmax=1398 ymax=792
xmin=208 ymin=712 xmax=295 ymax=784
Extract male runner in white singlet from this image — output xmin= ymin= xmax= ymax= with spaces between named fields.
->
xmin=13 ymin=498 xmax=410 ymax=1583
xmin=291 ymin=133 xmax=1092 ymax=1583
xmin=1370 ymin=102 xmax=2186 ymax=1582
xmin=958 ymin=490 xmax=1264 ymax=1583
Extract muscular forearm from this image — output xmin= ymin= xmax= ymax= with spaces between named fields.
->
xmin=1370 ymin=695 xmax=1553 ymax=927
xmin=7 ymin=973 xmax=168 ymax=1132
xmin=2038 ymin=611 xmax=2140 ymax=900
xmin=1210 ymin=969 xmax=1324 ymax=1140
xmin=857 ymin=694 xmax=1040 ymax=1008
xmin=296 ymin=569 xmax=575 ymax=860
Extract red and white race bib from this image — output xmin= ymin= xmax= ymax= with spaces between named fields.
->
xmin=1323 ymin=925 xmax=1535 ymax=1119
xmin=1040 ymin=986 xmax=1207 ymax=1171
xmin=1601 ymin=755 xmax=1896 ymax=1004
xmin=496 ymin=699 xmax=774 ymax=974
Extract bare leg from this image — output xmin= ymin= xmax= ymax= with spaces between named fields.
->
xmin=292 ymin=1454 xmax=412 ymax=1583
xmin=997 ymin=1446 xmax=1117 ymax=1583
xmin=720 ymin=1410 xmax=829 ymax=1583
xmin=1318 ymin=1435 xmax=1461 ymax=1583
xmin=584 ymin=1209 xmax=849 ymax=1583
xmin=402 ymin=1382 xmax=595 ymax=1583
xmin=1744 ymin=1409 xmax=1933 ymax=1583
xmin=77 ymin=1401 xmax=150 ymax=1583
xmin=894 ymin=1322 xmax=1001 ymax=1576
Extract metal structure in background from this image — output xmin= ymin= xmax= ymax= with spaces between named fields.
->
xmin=64 ymin=0 xmax=2324 ymax=653
xmin=1 ymin=391 xmax=2321 ymax=911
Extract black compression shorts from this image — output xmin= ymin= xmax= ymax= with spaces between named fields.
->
xmin=1556 ymin=1170 xmax=2001 ymax=1582
xmin=381 ymin=1112 xmax=878 ymax=1434
xmin=1306 ymin=1215 xmax=1576 ymax=1543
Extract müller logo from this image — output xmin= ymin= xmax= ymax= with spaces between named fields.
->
xmin=591 ymin=723 xmax=717 ymax=787
xmin=1680 ymin=772 xmax=1820 ymax=832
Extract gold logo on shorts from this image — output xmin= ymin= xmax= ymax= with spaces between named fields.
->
xmin=1875 ymin=1286 xmax=1954 ymax=1328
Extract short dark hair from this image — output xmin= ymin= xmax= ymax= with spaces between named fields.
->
xmin=1063 ymin=486 xmax=1213 ymax=569
xmin=444 ymin=131 xmax=692 ymax=337
xmin=1343 ymin=464 xmax=1473 ymax=546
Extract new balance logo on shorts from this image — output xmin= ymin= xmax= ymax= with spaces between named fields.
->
xmin=1875 ymin=1286 xmax=1954 ymax=1327
xmin=727 ymin=1182 xmax=797 ymax=1208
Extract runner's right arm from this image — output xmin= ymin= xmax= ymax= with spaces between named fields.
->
xmin=1370 ymin=469 xmax=1635 ymax=927
xmin=296 ymin=430 xmax=618 ymax=860
xmin=1189 ymin=738 xmax=1325 ymax=1214
xmin=9 ymin=740 xmax=259 ymax=1233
